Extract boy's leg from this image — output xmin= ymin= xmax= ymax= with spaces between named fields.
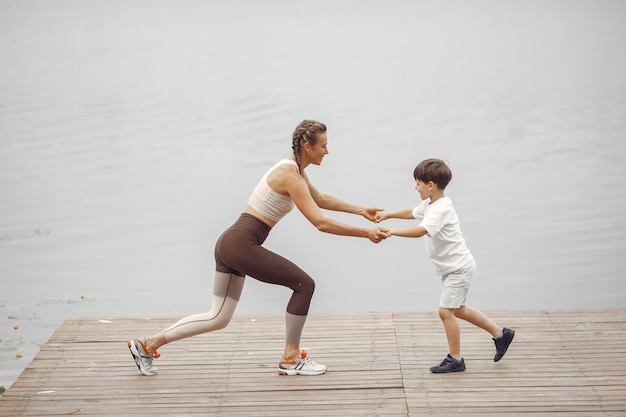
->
xmin=439 ymin=307 xmax=462 ymax=358
xmin=430 ymin=307 xmax=466 ymax=373
xmin=454 ymin=306 xmax=515 ymax=362
xmin=438 ymin=264 xmax=473 ymax=359
xmin=432 ymin=263 xmax=475 ymax=373
xmin=454 ymin=306 xmax=500 ymax=337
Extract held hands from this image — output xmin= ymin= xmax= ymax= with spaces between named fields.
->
xmin=367 ymin=227 xmax=389 ymax=244
xmin=372 ymin=210 xmax=394 ymax=241
xmin=362 ymin=207 xmax=388 ymax=243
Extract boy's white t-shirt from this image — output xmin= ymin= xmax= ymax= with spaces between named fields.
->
xmin=412 ymin=196 xmax=474 ymax=275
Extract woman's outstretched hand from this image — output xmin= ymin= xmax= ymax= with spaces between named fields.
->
xmin=373 ymin=211 xmax=387 ymax=223
xmin=368 ymin=227 xmax=389 ymax=243
xmin=361 ymin=207 xmax=385 ymax=223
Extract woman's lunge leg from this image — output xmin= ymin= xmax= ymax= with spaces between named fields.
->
xmin=128 ymin=271 xmax=244 ymax=376
xmin=161 ymin=271 xmax=245 ymax=343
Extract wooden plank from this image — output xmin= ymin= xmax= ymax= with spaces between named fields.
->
xmin=1 ymin=309 xmax=625 ymax=416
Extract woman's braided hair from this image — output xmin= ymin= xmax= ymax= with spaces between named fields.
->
xmin=291 ymin=120 xmax=327 ymax=174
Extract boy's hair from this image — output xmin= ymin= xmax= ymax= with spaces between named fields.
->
xmin=413 ymin=158 xmax=452 ymax=190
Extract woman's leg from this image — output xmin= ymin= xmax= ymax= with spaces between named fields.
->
xmin=143 ymin=271 xmax=245 ymax=352
xmin=284 ymin=312 xmax=308 ymax=359
xmin=218 ymin=242 xmax=315 ymax=359
xmin=237 ymin=246 xmax=314 ymax=359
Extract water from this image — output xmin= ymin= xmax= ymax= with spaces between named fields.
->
xmin=1 ymin=0 xmax=625 ymax=390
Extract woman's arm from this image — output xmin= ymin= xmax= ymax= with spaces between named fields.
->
xmin=287 ymin=171 xmax=387 ymax=243
xmin=303 ymin=171 xmax=383 ymax=222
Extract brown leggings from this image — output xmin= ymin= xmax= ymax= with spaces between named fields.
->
xmin=214 ymin=213 xmax=315 ymax=316
xmin=163 ymin=213 xmax=315 ymax=344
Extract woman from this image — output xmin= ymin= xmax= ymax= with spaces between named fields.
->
xmin=128 ymin=120 xmax=388 ymax=376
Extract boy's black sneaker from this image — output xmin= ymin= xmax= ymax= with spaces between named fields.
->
xmin=429 ymin=354 xmax=466 ymax=373
xmin=493 ymin=327 xmax=515 ymax=362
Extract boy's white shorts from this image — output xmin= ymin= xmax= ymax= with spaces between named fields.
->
xmin=439 ymin=260 xmax=476 ymax=309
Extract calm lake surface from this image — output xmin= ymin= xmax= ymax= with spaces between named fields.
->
xmin=1 ymin=0 xmax=625 ymax=389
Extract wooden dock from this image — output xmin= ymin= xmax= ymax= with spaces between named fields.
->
xmin=1 ymin=309 xmax=625 ymax=416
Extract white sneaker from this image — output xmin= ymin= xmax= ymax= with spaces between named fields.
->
xmin=128 ymin=338 xmax=159 ymax=376
xmin=278 ymin=350 xmax=326 ymax=376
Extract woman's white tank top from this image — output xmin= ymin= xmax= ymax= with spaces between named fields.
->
xmin=247 ymin=159 xmax=299 ymax=223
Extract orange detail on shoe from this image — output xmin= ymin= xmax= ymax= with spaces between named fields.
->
xmin=137 ymin=339 xmax=160 ymax=359
xmin=280 ymin=348 xmax=308 ymax=365
xmin=279 ymin=358 xmax=295 ymax=366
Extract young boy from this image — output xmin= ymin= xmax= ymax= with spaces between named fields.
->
xmin=375 ymin=158 xmax=514 ymax=373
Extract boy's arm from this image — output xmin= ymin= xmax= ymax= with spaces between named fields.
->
xmin=375 ymin=207 xmax=414 ymax=222
xmin=386 ymin=225 xmax=428 ymax=238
